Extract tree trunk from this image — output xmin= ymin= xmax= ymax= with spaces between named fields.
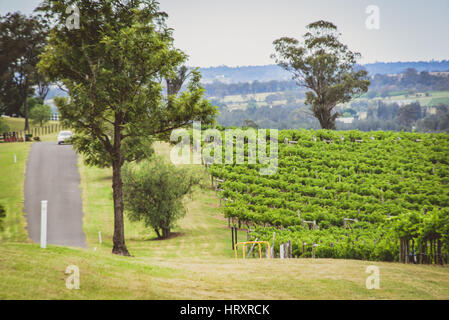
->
xmin=315 ymin=105 xmax=337 ymax=130
xmin=429 ymin=239 xmax=434 ymax=264
xmin=405 ymin=239 xmax=408 ymax=263
xmin=162 ymin=227 xmax=170 ymax=239
xmin=437 ymin=240 xmax=443 ymax=265
xmin=111 ymin=116 xmax=130 ymax=256
xmin=433 ymin=239 xmax=437 ymax=265
xmin=24 ymin=88 xmax=30 ymax=132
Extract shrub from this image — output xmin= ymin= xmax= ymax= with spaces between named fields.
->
xmin=0 ymin=117 xmax=11 ymax=134
xmin=122 ymin=156 xmax=201 ymax=239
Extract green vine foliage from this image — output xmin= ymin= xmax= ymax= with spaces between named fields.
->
xmin=207 ymin=129 xmax=449 ymax=262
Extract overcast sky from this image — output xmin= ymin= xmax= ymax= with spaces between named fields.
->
xmin=1 ymin=0 xmax=449 ymax=67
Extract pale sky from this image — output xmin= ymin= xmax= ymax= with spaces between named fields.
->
xmin=1 ymin=0 xmax=449 ymax=67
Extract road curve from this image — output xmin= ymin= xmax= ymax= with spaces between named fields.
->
xmin=24 ymin=142 xmax=86 ymax=247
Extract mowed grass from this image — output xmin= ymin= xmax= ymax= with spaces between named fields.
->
xmin=1 ymin=139 xmax=449 ymax=299
xmin=0 ymin=142 xmax=31 ymax=242
xmin=1 ymin=242 xmax=449 ymax=299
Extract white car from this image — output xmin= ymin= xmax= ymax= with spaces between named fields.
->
xmin=57 ymin=131 xmax=73 ymax=145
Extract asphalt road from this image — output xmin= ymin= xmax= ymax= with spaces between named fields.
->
xmin=24 ymin=142 xmax=86 ymax=247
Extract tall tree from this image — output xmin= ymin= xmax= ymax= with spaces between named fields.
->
xmin=271 ymin=21 xmax=370 ymax=129
xmin=396 ymin=102 xmax=422 ymax=130
xmin=0 ymin=12 xmax=48 ymax=128
xmin=38 ymin=0 xmax=216 ymax=256
xmin=166 ymin=65 xmax=192 ymax=96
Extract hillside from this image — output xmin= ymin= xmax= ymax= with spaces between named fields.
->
xmin=1 ymin=140 xmax=449 ymax=299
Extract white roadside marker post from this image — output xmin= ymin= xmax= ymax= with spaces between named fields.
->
xmin=98 ymin=231 xmax=102 ymax=244
xmin=14 ymin=154 xmax=17 ymax=163
xmin=40 ymin=200 xmax=48 ymax=249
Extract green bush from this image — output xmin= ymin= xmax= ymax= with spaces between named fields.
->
xmin=0 ymin=117 xmax=11 ymax=134
xmin=122 ymin=156 xmax=201 ymax=239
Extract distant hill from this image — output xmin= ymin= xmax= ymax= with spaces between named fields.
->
xmin=198 ymin=60 xmax=449 ymax=84
xmin=42 ymin=61 xmax=449 ymax=99
xmin=197 ymin=65 xmax=291 ymax=84
xmin=363 ymin=61 xmax=449 ymax=75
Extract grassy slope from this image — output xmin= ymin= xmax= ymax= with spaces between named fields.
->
xmin=2 ymin=242 xmax=449 ymax=300
xmin=2 ymin=117 xmax=59 ymax=132
xmin=1 ymin=140 xmax=449 ymax=299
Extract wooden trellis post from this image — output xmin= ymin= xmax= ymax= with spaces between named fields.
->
xmin=288 ymin=240 xmax=292 ymax=258
xmin=302 ymin=219 xmax=318 ymax=230
xmin=312 ymin=243 xmax=319 ymax=259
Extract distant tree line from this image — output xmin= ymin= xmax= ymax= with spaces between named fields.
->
xmin=0 ymin=12 xmax=50 ymax=130
xmin=204 ymin=68 xmax=449 ymax=101
xmin=368 ymin=68 xmax=449 ymax=97
xmin=338 ymin=101 xmax=449 ymax=133
xmin=216 ymin=102 xmax=320 ymax=130
xmin=216 ymin=97 xmax=449 ymax=134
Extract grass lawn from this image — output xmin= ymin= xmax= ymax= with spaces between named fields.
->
xmin=2 ymin=117 xmax=60 ymax=133
xmin=0 ymin=142 xmax=31 ymax=242
xmin=1 ymin=242 xmax=449 ymax=299
xmin=1 ymin=139 xmax=449 ymax=299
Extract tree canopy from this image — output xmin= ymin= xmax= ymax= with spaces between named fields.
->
xmin=0 ymin=12 xmax=49 ymax=128
xmin=271 ymin=20 xmax=370 ymax=129
xmin=29 ymin=104 xmax=52 ymax=127
xmin=38 ymin=0 xmax=217 ymax=256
